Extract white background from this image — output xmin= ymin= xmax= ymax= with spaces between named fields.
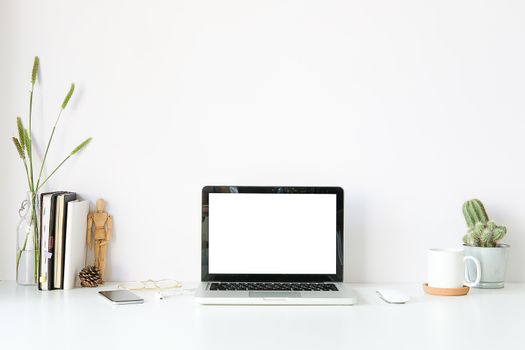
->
xmin=1 ymin=0 xmax=524 ymax=283
xmin=208 ymin=193 xmax=336 ymax=274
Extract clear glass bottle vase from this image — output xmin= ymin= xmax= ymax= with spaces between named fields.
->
xmin=16 ymin=192 xmax=40 ymax=285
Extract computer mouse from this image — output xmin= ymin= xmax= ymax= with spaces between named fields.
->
xmin=376 ymin=289 xmax=410 ymax=304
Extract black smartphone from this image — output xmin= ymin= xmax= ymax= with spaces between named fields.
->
xmin=99 ymin=290 xmax=144 ymax=305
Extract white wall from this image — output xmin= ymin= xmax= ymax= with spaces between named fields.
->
xmin=1 ymin=0 xmax=524 ymax=283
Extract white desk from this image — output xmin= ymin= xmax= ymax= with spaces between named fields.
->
xmin=1 ymin=281 xmax=524 ymax=350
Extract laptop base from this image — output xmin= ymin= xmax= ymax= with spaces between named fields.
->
xmin=195 ymin=283 xmax=357 ymax=305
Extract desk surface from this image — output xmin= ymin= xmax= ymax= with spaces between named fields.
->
xmin=1 ymin=281 xmax=524 ymax=350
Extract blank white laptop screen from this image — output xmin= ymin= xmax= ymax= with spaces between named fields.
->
xmin=208 ymin=193 xmax=337 ymax=274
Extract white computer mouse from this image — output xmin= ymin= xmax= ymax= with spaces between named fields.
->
xmin=376 ymin=289 xmax=410 ymax=304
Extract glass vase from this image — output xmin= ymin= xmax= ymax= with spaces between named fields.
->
xmin=16 ymin=192 xmax=40 ymax=285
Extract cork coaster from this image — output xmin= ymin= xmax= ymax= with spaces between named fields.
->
xmin=423 ymin=283 xmax=470 ymax=296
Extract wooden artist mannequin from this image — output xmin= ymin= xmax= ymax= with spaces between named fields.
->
xmin=87 ymin=199 xmax=112 ymax=280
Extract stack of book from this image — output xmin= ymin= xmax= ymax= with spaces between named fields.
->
xmin=38 ymin=192 xmax=90 ymax=290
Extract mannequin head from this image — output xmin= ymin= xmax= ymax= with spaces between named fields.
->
xmin=96 ymin=198 xmax=106 ymax=212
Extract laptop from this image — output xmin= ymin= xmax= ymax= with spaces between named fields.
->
xmin=195 ymin=186 xmax=357 ymax=305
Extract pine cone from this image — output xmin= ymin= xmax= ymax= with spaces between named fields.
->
xmin=79 ymin=265 xmax=103 ymax=287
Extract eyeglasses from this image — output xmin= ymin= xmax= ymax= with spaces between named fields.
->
xmin=117 ymin=279 xmax=182 ymax=291
xmin=156 ymin=288 xmax=196 ymax=299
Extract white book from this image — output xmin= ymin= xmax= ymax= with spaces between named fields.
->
xmin=53 ymin=195 xmax=65 ymax=289
xmin=53 ymin=192 xmax=76 ymax=289
xmin=39 ymin=194 xmax=53 ymax=290
xmin=63 ymin=200 xmax=90 ymax=290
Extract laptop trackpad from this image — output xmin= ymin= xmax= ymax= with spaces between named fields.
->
xmin=249 ymin=292 xmax=301 ymax=298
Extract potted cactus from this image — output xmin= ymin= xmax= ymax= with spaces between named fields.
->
xmin=462 ymin=199 xmax=509 ymax=289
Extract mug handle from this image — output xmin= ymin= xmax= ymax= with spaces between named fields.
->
xmin=463 ymin=256 xmax=481 ymax=287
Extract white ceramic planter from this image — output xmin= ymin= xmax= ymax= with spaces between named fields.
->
xmin=463 ymin=244 xmax=509 ymax=289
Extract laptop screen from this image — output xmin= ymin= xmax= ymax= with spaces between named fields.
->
xmin=208 ymin=193 xmax=337 ymax=275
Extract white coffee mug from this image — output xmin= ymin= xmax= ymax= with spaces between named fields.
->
xmin=428 ymin=248 xmax=481 ymax=288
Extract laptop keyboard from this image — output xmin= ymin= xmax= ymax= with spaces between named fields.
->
xmin=209 ymin=282 xmax=338 ymax=291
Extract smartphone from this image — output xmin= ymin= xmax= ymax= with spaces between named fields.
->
xmin=99 ymin=290 xmax=144 ymax=305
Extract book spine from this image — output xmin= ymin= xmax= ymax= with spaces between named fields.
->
xmin=37 ymin=194 xmax=45 ymax=291
xmin=53 ymin=197 xmax=63 ymax=289
xmin=60 ymin=193 xmax=76 ymax=289
xmin=39 ymin=195 xmax=51 ymax=291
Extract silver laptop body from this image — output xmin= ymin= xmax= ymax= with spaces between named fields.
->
xmin=195 ymin=186 xmax=356 ymax=305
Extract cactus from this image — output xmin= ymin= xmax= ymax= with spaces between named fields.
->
xmin=462 ymin=199 xmax=506 ymax=247
xmin=462 ymin=199 xmax=489 ymax=227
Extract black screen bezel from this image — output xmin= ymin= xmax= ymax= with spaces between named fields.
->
xmin=201 ymin=186 xmax=344 ymax=282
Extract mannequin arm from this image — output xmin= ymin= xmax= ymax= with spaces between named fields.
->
xmin=87 ymin=214 xmax=93 ymax=250
xmin=106 ymin=215 xmax=113 ymax=242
